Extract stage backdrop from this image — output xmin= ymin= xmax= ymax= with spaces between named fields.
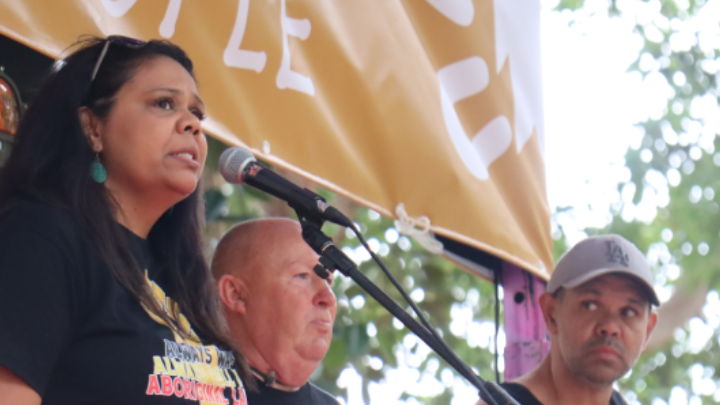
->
xmin=0 ymin=0 xmax=552 ymax=277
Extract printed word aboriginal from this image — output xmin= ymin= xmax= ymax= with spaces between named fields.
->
xmin=146 ymin=374 xmax=247 ymax=405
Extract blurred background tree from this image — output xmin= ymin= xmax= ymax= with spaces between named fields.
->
xmin=552 ymin=0 xmax=720 ymax=404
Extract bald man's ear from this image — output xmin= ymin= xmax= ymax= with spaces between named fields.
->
xmin=217 ymin=275 xmax=248 ymax=315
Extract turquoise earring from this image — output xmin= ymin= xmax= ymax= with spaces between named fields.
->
xmin=90 ymin=154 xmax=107 ymax=183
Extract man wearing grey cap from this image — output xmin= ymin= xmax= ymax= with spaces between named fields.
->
xmin=479 ymin=234 xmax=659 ymax=405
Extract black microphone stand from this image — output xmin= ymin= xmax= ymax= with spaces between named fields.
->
xmin=295 ymin=214 xmax=519 ymax=405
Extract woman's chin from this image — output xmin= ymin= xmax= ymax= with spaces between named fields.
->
xmin=166 ymin=177 xmax=200 ymax=197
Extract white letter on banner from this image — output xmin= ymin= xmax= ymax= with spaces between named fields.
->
xmin=101 ymin=0 xmax=137 ymax=17
xmin=438 ymin=57 xmax=512 ymax=180
xmin=224 ymin=0 xmax=267 ymax=72
xmin=159 ymin=0 xmax=183 ymax=38
xmin=494 ymin=0 xmax=544 ymax=156
xmin=276 ymin=0 xmax=315 ymax=96
xmin=424 ymin=0 xmax=474 ymax=26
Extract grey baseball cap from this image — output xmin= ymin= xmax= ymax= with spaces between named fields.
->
xmin=547 ymin=234 xmax=660 ymax=306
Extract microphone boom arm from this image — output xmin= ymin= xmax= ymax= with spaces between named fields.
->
xmin=298 ymin=219 xmax=518 ymax=405
xmin=219 ymin=147 xmax=518 ymax=404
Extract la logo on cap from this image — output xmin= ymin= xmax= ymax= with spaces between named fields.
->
xmin=605 ymin=240 xmax=629 ymax=266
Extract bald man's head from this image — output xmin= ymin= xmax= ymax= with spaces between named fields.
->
xmin=211 ymin=217 xmax=302 ymax=281
xmin=212 ymin=218 xmax=337 ymax=387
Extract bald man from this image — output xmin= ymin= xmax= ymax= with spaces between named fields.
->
xmin=212 ymin=218 xmax=338 ymax=405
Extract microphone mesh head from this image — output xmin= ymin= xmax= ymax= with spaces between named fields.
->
xmin=219 ymin=147 xmax=257 ymax=184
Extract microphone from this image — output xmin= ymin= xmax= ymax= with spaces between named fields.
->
xmin=219 ymin=147 xmax=353 ymax=228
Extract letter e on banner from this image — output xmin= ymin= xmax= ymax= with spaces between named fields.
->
xmin=224 ymin=0 xmax=267 ymax=72
xmin=276 ymin=0 xmax=315 ymax=96
xmin=438 ymin=57 xmax=512 ymax=180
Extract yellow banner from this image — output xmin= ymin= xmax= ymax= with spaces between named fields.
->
xmin=0 ymin=0 xmax=552 ymax=277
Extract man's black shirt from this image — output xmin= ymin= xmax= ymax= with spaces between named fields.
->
xmin=246 ymin=377 xmax=337 ymax=405
xmin=499 ymin=382 xmax=628 ymax=405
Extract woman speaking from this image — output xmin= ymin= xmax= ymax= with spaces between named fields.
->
xmin=0 ymin=36 xmax=250 ymax=404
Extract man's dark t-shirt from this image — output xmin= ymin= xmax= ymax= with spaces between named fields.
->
xmin=499 ymin=382 xmax=628 ymax=405
xmin=246 ymin=377 xmax=337 ymax=404
xmin=0 ymin=201 xmax=247 ymax=404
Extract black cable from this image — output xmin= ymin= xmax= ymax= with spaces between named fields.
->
xmin=494 ymin=267 xmax=501 ymax=384
xmin=300 ymin=219 xmax=517 ymax=405
xmin=351 ymin=225 xmax=506 ymax=404
xmin=325 ymin=243 xmax=501 ymax=405
xmin=352 ymin=225 xmax=480 ymax=382
xmin=352 ymin=226 xmax=439 ymax=336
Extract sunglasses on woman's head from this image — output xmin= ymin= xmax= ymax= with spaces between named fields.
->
xmin=90 ymin=35 xmax=147 ymax=82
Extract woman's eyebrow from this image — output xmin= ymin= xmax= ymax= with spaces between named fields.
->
xmin=147 ymin=87 xmax=205 ymax=108
xmin=193 ymin=94 xmax=205 ymax=108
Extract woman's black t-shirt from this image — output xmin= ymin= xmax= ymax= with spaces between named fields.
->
xmin=0 ymin=201 xmax=247 ymax=405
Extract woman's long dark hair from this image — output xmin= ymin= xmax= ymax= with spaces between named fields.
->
xmin=0 ymin=37 xmax=252 ymax=385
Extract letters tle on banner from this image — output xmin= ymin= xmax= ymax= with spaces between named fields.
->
xmin=0 ymin=0 xmax=553 ymax=277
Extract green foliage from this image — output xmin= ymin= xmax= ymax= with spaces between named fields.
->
xmin=555 ymin=0 xmax=587 ymax=11
xmin=552 ymin=0 xmax=720 ymax=403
